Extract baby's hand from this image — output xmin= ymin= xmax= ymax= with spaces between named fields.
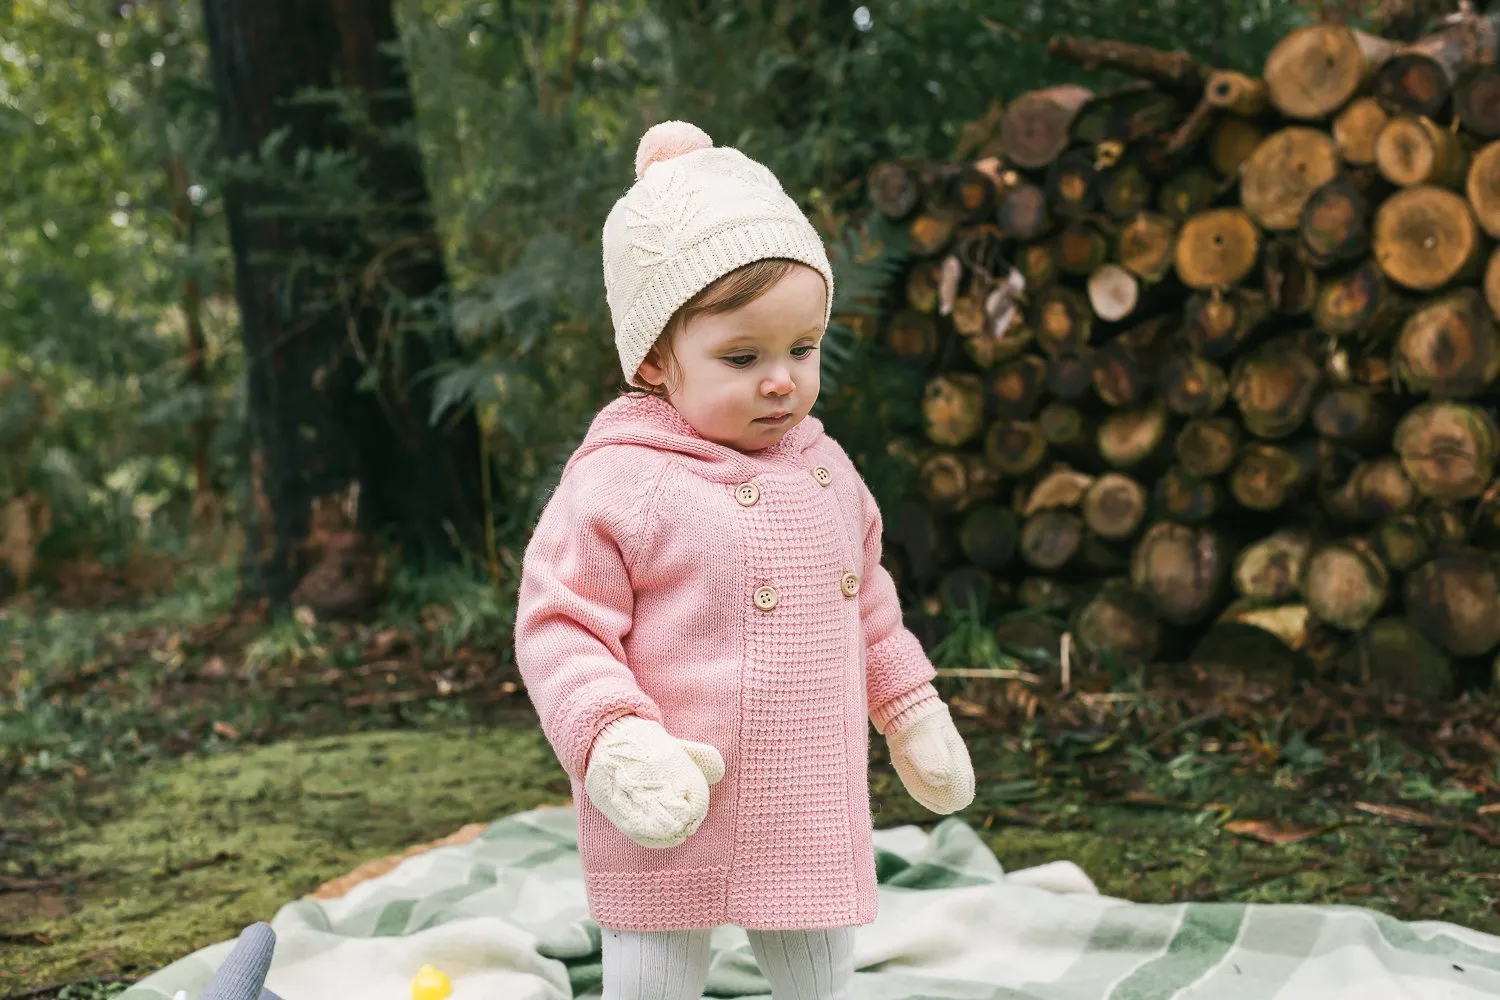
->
xmin=886 ymin=701 xmax=975 ymax=815
xmin=584 ymin=716 xmax=725 ymax=848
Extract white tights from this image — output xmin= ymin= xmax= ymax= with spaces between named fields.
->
xmin=600 ymin=925 xmax=855 ymax=1000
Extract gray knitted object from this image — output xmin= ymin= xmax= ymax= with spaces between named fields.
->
xmin=199 ymin=922 xmax=285 ymax=1000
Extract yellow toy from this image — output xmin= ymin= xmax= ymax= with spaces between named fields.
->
xmin=411 ymin=963 xmax=452 ymax=1000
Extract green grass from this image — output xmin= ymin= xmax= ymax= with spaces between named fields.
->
xmin=4 ymin=720 xmax=1497 ymax=995
xmin=1 ymin=568 xmax=1497 ymax=996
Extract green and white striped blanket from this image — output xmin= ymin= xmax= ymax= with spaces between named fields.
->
xmin=118 ymin=805 xmax=1500 ymax=999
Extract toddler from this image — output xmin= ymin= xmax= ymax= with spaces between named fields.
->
xmin=514 ymin=120 xmax=976 ymax=1000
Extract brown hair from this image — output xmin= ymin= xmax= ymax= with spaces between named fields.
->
xmin=622 ymin=257 xmax=802 ymax=398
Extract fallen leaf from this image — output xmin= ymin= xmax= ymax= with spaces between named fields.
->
xmin=198 ymin=655 xmax=228 ymax=679
xmin=212 ymin=720 xmax=241 ymax=740
xmin=1223 ymin=819 xmax=1326 ymax=846
xmin=1479 ymin=803 xmax=1500 ymax=817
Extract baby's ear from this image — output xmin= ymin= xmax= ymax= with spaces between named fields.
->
xmin=636 ymin=349 xmax=665 ymax=387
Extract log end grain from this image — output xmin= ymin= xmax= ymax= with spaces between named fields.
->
xmin=1241 ymin=127 xmax=1342 ymax=231
xmin=1174 ymin=208 xmax=1261 ymax=289
xmin=1373 ymin=185 xmax=1480 ymax=292
xmin=1264 ymin=25 xmax=1371 ymax=121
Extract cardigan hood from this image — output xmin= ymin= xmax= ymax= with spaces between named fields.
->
xmin=562 ymin=392 xmax=827 ymax=485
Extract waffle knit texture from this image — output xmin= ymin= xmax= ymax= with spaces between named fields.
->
xmin=602 ymin=121 xmax=835 ymax=384
xmin=513 ymin=393 xmax=942 ymax=931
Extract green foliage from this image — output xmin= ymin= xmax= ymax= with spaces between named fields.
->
xmin=0 ymin=0 xmax=1317 ymax=595
xmin=0 ymin=2 xmax=239 ymax=589
xmin=393 ymin=0 xmax=1314 ymax=550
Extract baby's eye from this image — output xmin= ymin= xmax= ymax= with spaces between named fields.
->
xmin=793 ymin=345 xmax=818 ymax=359
xmin=726 ymin=354 xmax=755 ymax=368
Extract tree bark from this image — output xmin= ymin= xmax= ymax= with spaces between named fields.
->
xmin=201 ymin=0 xmax=484 ymax=604
xmin=1047 ymin=36 xmax=1210 ymax=94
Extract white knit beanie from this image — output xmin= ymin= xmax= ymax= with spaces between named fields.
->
xmin=602 ymin=121 xmax=835 ymax=384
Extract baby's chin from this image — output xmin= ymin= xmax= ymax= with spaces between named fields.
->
xmin=696 ymin=415 xmax=801 ymax=452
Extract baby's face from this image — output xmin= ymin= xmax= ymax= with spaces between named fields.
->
xmin=640 ymin=264 xmax=827 ymax=452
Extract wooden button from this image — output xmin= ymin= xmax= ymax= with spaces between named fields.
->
xmin=735 ymin=482 xmax=760 ymax=506
xmin=813 ymin=465 xmax=833 ymax=486
xmin=841 ymin=572 xmax=860 ymax=598
xmin=753 ymin=585 xmax=779 ymax=611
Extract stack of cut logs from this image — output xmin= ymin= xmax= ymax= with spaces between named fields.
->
xmin=866 ymin=19 xmax=1500 ymax=698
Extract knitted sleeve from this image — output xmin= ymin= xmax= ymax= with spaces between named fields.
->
xmin=513 ymin=451 xmax=667 ymax=781
xmin=855 ymin=477 xmax=942 ymax=737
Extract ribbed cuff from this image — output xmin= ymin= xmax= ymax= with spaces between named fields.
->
xmin=870 ymin=681 xmax=942 ymax=736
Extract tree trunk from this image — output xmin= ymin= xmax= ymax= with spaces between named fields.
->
xmin=164 ymin=152 xmax=215 ymax=507
xmin=202 ymin=0 xmax=484 ymax=605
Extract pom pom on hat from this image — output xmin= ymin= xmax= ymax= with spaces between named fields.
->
xmin=635 ymin=120 xmax=713 ymax=180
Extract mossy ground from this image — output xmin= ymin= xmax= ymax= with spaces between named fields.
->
xmin=2 ymin=567 xmax=1497 ymax=997
xmin=4 ymin=720 xmax=1497 ymax=996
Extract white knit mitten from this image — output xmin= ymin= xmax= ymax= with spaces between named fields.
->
xmin=885 ymin=701 xmax=975 ymax=815
xmin=584 ymin=716 xmax=725 ymax=849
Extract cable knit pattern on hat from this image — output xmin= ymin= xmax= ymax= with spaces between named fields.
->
xmin=513 ymin=394 xmax=941 ymax=932
xmin=603 ymin=121 xmax=835 ymax=384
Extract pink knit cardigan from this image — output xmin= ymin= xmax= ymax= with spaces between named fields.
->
xmin=513 ymin=393 xmax=942 ymax=932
